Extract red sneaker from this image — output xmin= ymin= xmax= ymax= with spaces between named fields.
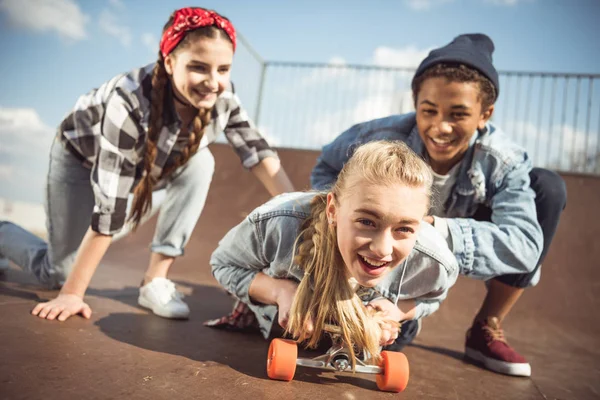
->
xmin=465 ymin=317 xmax=531 ymax=377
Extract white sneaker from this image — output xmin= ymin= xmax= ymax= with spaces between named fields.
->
xmin=138 ymin=278 xmax=190 ymax=319
xmin=0 ymin=257 xmax=9 ymax=272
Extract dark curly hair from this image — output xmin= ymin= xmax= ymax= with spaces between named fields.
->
xmin=411 ymin=63 xmax=497 ymax=110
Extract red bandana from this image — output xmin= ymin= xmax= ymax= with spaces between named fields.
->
xmin=159 ymin=8 xmax=236 ymax=58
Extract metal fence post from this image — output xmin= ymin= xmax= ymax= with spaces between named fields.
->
xmin=255 ymin=63 xmax=267 ymax=126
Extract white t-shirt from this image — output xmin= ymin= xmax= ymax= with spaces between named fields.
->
xmin=430 ymin=161 xmax=461 ymax=217
xmin=428 ymin=160 xmax=462 ymax=251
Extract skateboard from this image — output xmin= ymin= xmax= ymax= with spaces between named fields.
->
xmin=266 ymin=324 xmax=409 ymax=392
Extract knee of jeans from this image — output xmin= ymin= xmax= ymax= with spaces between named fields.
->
xmin=172 ymin=148 xmax=215 ymax=186
xmin=188 ymin=148 xmax=215 ymax=182
xmin=531 ymin=168 xmax=567 ymax=210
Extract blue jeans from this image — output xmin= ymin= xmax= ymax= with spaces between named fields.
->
xmin=473 ymin=168 xmax=567 ymax=288
xmin=0 ymin=139 xmax=215 ymax=288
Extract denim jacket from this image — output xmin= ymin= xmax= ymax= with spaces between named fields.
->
xmin=211 ymin=192 xmax=458 ymax=339
xmin=311 ymin=113 xmax=543 ymax=281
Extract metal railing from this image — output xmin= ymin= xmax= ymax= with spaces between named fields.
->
xmin=494 ymin=71 xmax=600 ymax=175
xmin=232 ymin=36 xmax=600 ymax=175
xmin=229 ymin=34 xmax=265 ymax=122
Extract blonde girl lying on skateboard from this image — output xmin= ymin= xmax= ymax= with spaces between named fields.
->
xmin=206 ymin=140 xmax=458 ymax=363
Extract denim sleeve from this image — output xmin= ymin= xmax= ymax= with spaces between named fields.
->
xmin=413 ymin=283 xmax=451 ymax=320
xmin=413 ymin=259 xmax=459 ymax=320
xmin=210 ymin=214 xmax=298 ymax=305
xmin=395 ymin=223 xmax=459 ymax=320
xmin=414 ymin=300 xmax=441 ymax=320
xmin=310 ymin=124 xmax=361 ymax=190
xmin=210 ymin=215 xmax=267 ymax=305
xmin=447 ymin=160 xmax=543 ymax=279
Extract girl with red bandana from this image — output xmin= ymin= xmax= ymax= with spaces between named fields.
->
xmin=0 ymin=7 xmax=294 ymax=322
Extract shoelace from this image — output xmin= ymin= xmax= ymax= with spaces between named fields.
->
xmin=155 ymin=279 xmax=184 ymax=304
xmin=482 ymin=324 xmax=507 ymax=343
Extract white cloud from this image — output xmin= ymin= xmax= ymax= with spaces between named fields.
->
xmin=141 ymin=32 xmax=159 ymax=55
xmin=0 ymin=107 xmax=55 ymax=153
xmin=98 ymin=9 xmax=132 ymax=47
xmin=328 ymin=56 xmax=347 ymax=66
xmin=296 ymin=44 xmax=431 ymax=92
xmin=297 ymin=45 xmax=430 ymax=90
xmin=371 ymin=45 xmax=431 ymax=68
xmin=0 ymin=107 xmax=55 ymax=158
xmin=0 ymin=0 xmax=88 ymax=40
xmin=404 ymin=0 xmax=453 ymax=11
xmin=0 ymin=107 xmax=54 ymax=203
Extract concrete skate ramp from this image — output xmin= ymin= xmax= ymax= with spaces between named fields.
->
xmin=1 ymin=143 xmax=599 ymax=399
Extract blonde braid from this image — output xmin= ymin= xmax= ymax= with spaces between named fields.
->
xmin=288 ymin=141 xmax=432 ymax=367
xmin=288 ymin=194 xmax=385 ymax=367
xmin=127 ymin=9 xmax=230 ymax=230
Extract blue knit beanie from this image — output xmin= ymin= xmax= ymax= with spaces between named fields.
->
xmin=413 ymin=33 xmax=499 ymax=100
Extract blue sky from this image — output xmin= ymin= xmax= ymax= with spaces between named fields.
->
xmin=1 ymin=0 xmax=599 ymax=203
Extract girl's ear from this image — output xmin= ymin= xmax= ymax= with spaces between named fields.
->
xmin=478 ymin=104 xmax=494 ymax=130
xmin=326 ymin=192 xmax=337 ymax=225
xmin=164 ymin=54 xmax=175 ymax=76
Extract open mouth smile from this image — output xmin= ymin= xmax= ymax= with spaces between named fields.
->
xmin=427 ymin=135 xmax=457 ymax=150
xmin=358 ymin=254 xmax=391 ymax=276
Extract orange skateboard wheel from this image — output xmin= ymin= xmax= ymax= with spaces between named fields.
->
xmin=376 ymin=351 xmax=409 ymax=392
xmin=267 ymin=338 xmax=298 ymax=381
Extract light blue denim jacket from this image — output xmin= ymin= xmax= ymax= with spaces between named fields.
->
xmin=311 ymin=113 xmax=543 ymax=281
xmin=211 ymin=192 xmax=458 ymax=339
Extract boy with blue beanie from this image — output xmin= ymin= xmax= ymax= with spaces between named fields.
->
xmin=311 ymin=33 xmax=567 ymax=377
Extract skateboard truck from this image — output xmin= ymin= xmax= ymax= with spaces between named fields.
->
xmin=266 ymin=325 xmax=409 ymax=392
xmin=295 ymin=338 xmax=382 ymax=374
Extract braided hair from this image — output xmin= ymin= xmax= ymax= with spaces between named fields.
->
xmin=287 ymin=140 xmax=433 ymax=366
xmin=128 ymin=9 xmax=232 ymax=229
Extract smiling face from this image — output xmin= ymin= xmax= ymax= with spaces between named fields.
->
xmin=326 ymin=180 xmax=429 ymax=288
xmin=416 ymin=77 xmax=494 ymax=174
xmin=164 ymin=35 xmax=233 ymax=110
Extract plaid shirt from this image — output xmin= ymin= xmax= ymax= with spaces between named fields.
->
xmin=58 ymin=63 xmax=277 ymax=235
